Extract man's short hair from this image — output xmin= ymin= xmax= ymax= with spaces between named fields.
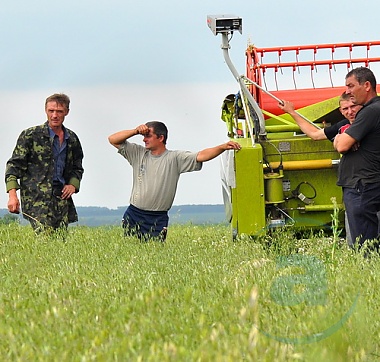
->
xmin=339 ymin=92 xmax=351 ymax=102
xmin=45 ymin=93 xmax=70 ymax=111
xmin=146 ymin=121 xmax=168 ymax=144
xmin=346 ymin=67 xmax=377 ymax=91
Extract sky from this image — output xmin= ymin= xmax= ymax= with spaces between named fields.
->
xmin=1 ymin=0 xmax=380 ymax=210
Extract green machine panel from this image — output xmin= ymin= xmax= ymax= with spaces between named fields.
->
xmin=228 ymin=136 xmax=344 ymax=237
xmin=231 ymin=140 xmax=266 ymax=236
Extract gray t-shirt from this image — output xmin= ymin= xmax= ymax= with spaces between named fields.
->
xmin=118 ymin=141 xmax=202 ymax=211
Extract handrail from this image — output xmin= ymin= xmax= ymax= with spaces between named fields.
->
xmin=247 ymin=41 xmax=380 ymax=79
xmin=254 ymin=57 xmax=380 ymax=71
xmin=252 ymin=41 xmax=380 ymax=56
xmin=246 ymin=40 xmax=380 ymax=108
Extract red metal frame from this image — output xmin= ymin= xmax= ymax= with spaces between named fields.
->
xmin=246 ymin=41 xmax=380 ymax=115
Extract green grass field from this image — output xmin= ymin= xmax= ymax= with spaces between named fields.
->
xmin=1 ymin=223 xmax=379 ymax=361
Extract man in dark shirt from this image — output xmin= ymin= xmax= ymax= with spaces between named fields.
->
xmin=279 ymin=92 xmax=362 ymax=246
xmin=334 ymin=67 xmax=380 ymax=250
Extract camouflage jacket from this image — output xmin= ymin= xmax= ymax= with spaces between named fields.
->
xmin=5 ymin=122 xmax=84 ymax=223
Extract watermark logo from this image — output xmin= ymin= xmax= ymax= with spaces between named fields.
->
xmin=257 ymin=254 xmax=359 ymax=344
xmin=270 ymin=255 xmax=327 ymax=307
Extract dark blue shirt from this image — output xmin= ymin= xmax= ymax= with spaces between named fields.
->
xmin=49 ymin=126 xmax=69 ymax=185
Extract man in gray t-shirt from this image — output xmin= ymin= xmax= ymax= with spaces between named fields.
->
xmin=108 ymin=121 xmax=241 ymax=241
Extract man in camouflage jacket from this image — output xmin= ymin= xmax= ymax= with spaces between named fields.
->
xmin=5 ymin=93 xmax=84 ymax=231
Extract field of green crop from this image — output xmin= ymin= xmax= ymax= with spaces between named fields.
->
xmin=1 ymin=223 xmax=379 ymax=361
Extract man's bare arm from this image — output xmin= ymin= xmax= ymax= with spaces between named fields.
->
xmin=333 ymin=133 xmax=357 ymax=153
xmin=196 ymin=141 xmax=241 ymax=162
xmin=279 ymin=100 xmax=326 ymax=140
xmin=108 ymin=125 xmax=149 ymax=149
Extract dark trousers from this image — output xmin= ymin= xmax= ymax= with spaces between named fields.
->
xmin=344 ymin=182 xmax=380 ymax=249
xmin=122 ymin=204 xmax=168 ymax=242
xmin=343 ymin=187 xmax=362 ymax=247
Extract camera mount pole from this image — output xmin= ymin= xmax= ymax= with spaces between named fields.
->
xmin=220 ymin=32 xmax=267 ymax=141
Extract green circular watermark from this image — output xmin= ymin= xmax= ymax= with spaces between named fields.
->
xmin=256 ymin=254 xmax=359 ymax=344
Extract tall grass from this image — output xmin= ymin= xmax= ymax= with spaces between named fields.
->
xmin=0 ymin=223 xmax=379 ymax=361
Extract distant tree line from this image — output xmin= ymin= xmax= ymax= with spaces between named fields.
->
xmin=0 ymin=205 xmax=226 ymax=227
xmin=0 ymin=214 xmax=19 ymax=225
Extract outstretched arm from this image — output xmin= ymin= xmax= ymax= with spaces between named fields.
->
xmin=196 ymin=141 xmax=241 ymax=162
xmin=108 ymin=124 xmax=149 ymax=149
xmin=278 ymin=101 xmax=326 ymax=140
